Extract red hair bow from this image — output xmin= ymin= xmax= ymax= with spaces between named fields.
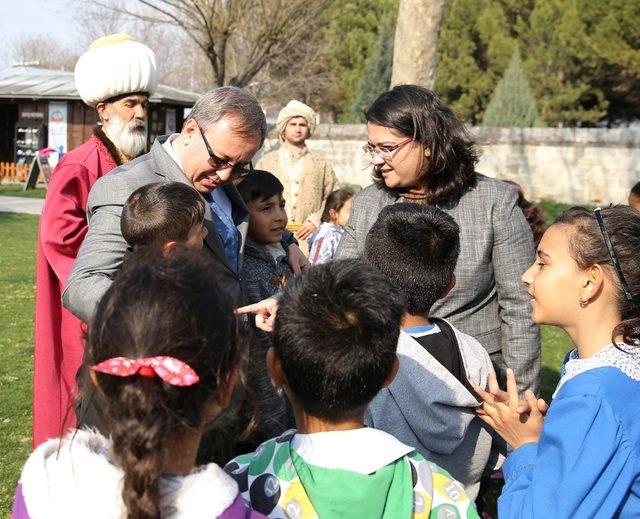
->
xmin=90 ymin=356 xmax=200 ymax=387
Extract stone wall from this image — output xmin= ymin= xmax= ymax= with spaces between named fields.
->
xmin=257 ymin=125 xmax=640 ymax=204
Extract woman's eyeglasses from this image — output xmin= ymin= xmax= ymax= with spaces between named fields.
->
xmin=362 ymin=138 xmax=413 ymax=161
xmin=197 ymin=123 xmax=253 ymax=177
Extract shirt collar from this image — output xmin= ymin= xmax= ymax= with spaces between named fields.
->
xmin=290 ymin=427 xmax=413 ymax=475
xmin=162 ymin=133 xmax=183 ymax=171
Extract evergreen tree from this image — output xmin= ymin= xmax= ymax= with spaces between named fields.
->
xmin=347 ymin=17 xmax=396 ymax=122
xmin=436 ymin=0 xmax=523 ymax=123
xmin=324 ymin=0 xmax=398 ymax=122
xmin=482 ymin=48 xmax=542 ymax=127
xmin=436 ymin=0 xmax=640 ymax=126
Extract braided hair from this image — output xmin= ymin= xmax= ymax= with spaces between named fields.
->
xmin=85 ymin=247 xmax=245 ymax=518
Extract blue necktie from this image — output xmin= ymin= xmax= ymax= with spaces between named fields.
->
xmin=210 ymin=197 xmax=239 ymax=272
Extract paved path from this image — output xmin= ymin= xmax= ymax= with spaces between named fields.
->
xmin=0 ymin=196 xmax=44 ymax=215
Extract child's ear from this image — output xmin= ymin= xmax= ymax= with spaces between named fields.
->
xmin=86 ymin=367 xmax=108 ymax=400
xmin=580 ymin=264 xmax=605 ymax=305
xmin=266 ymin=347 xmax=286 ymax=388
xmin=440 ymin=275 xmax=456 ymax=299
xmin=382 ymin=355 xmax=400 ymax=388
xmin=328 ymin=208 xmax=338 ymax=222
xmin=162 ymin=241 xmax=177 ymax=254
xmin=89 ymin=369 xmax=100 ymax=388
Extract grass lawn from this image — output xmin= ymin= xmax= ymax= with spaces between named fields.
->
xmin=0 ymin=205 xmax=576 ymax=514
xmin=0 ymin=213 xmax=38 ymax=513
xmin=0 ymin=184 xmax=47 ymax=199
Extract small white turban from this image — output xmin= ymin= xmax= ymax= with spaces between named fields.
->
xmin=276 ymin=100 xmax=318 ymax=140
xmin=74 ymin=34 xmax=158 ymax=107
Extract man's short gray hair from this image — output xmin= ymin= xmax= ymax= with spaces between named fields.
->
xmin=187 ymin=86 xmax=267 ymax=144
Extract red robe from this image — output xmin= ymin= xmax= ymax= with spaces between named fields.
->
xmin=33 ymin=129 xmax=121 ymax=448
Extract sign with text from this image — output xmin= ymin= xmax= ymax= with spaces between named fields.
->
xmin=24 ymin=155 xmax=52 ymax=190
xmin=48 ymin=101 xmax=68 ymax=154
xmin=165 ymin=108 xmax=177 ymax=134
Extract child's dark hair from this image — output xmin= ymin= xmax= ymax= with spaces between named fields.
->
xmin=121 ymin=182 xmax=205 ymax=247
xmin=273 ymin=259 xmax=404 ymax=422
xmin=503 ymin=180 xmax=546 ymax=247
xmin=631 ymin=181 xmax=640 ymax=199
xmin=236 ymin=169 xmax=284 ymax=204
xmin=556 ymin=205 xmax=640 ymax=346
xmin=85 ymin=247 xmax=245 ymax=519
xmin=365 ymin=85 xmax=479 ymax=206
xmin=321 ymin=189 xmax=354 ymax=223
xmin=364 ymin=204 xmax=460 ymax=315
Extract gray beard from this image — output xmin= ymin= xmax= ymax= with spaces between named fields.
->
xmin=104 ymin=116 xmax=148 ymax=158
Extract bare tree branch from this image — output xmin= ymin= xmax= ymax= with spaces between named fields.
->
xmin=78 ymin=0 xmax=334 ymax=88
xmin=8 ymin=34 xmax=79 ymax=70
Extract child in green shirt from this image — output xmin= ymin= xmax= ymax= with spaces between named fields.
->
xmin=225 ymin=259 xmax=479 ymax=519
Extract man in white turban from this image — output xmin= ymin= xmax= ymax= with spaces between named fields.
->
xmin=257 ymin=100 xmax=338 ymax=246
xmin=33 ymin=34 xmax=157 ymax=448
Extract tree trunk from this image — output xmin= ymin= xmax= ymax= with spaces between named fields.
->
xmin=391 ymin=0 xmax=445 ymax=89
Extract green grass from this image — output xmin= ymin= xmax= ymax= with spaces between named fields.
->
xmin=0 ymin=184 xmax=47 ymax=199
xmin=540 ymin=326 xmax=571 ymax=401
xmin=538 ymin=198 xmax=596 ymax=227
xmin=0 ymin=213 xmax=38 ymax=513
xmin=0 ymin=201 xmax=581 ymax=514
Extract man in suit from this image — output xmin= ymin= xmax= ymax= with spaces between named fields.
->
xmin=64 ymin=87 xmax=308 ymax=462
xmin=63 ymin=87 xmax=308 ymax=324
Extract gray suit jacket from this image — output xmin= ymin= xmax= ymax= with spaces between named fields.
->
xmin=62 ymin=137 xmax=250 ymax=323
xmin=335 ymin=174 xmax=541 ymax=393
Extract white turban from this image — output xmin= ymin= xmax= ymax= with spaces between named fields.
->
xmin=276 ymin=100 xmax=318 ymax=140
xmin=74 ymin=34 xmax=158 ymax=107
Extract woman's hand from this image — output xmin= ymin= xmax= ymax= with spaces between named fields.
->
xmin=287 ymin=243 xmax=311 ymax=275
xmin=471 ymin=369 xmax=545 ymax=449
xmin=294 ymin=221 xmax=318 ymax=241
xmin=236 ymin=297 xmax=279 ymax=332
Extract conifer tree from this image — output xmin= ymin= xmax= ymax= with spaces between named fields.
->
xmin=482 ymin=48 xmax=542 ymax=127
xmin=348 ymin=17 xmax=395 ymax=122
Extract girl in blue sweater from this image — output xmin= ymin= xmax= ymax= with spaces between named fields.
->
xmin=473 ymin=205 xmax=640 ymax=518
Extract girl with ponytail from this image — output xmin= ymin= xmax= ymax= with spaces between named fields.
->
xmin=13 ymin=247 xmax=264 ymax=519
xmin=472 ymin=205 xmax=640 ymax=518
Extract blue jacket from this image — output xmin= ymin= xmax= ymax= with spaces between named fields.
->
xmin=500 ymin=366 xmax=640 ymax=518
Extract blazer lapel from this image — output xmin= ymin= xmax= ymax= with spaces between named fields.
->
xmin=201 ymin=185 xmax=250 ymax=276
xmin=149 ymin=137 xmax=191 ymax=186
xmin=224 ymin=183 xmax=250 ymax=273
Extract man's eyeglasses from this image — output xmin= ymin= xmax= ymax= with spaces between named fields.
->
xmin=363 ymin=138 xmax=413 ymax=161
xmin=197 ymin=123 xmax=253 ymax=178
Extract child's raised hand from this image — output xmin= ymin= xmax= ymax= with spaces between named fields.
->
xmin=474 ymin=370 xmax=548 ymax=417
xmin=471 ymin=369 xmax=545 ymax=449
xmin=516 ymin=390 xmax=549 ymax=416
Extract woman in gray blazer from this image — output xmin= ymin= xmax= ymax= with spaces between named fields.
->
xmin=335 ymin=85 xmax=540 ymax=394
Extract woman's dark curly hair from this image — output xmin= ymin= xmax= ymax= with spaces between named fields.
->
xmin=85 ymin=247 xmax=246 ymax=519
xmin=503 ymin=180 xmax=546 ymax=247
xmin=365 ymin=85 xmax=479 ymax=206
